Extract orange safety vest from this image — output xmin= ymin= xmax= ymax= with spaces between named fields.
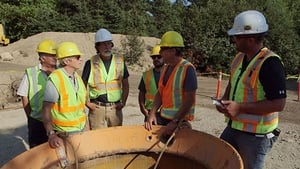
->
xmin=49 ymin=69 xmax=87 ymax=132
xmin=158 ymin=58 xmax=195 ymax=120
xmin=228 ymin=47 xmax=280 ymax=134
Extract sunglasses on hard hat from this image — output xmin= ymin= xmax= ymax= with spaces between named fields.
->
xmin=151 ymin=55 xmax=162 ymax=60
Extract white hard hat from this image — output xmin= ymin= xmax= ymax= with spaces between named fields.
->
xmin=227 ymin=10 xmax=268 ymax=36
xmin=95 ymin=28 xmax=113 ymax=43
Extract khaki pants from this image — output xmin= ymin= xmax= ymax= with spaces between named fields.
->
xmin=88 ymin=105 xmax=123 ymax=129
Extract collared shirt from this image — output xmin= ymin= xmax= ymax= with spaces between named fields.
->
xmin=44 ymin=68 xmax=78 ymax=103
xmin=81 ymin=56 xmax=129 ymax=103
xmin=17 ymin=64 xmax=47 ymax=97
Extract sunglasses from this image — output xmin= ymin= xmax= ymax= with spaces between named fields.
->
xmin=151 ymin=55 xmax=162 ymax=60
xmin=160 ymin=47 xmax=172 ymax=51
xmin=73 ymin=55 xmax=81 ymax=60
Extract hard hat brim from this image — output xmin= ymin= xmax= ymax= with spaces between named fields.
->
xmin=227 ymin=29 xmax=268 ymax=36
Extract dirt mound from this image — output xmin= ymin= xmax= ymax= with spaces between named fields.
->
xmin=0 ymin=32 xmax=160 ymax=108
xmin=0 ymin=32 xmax=160 ymax=68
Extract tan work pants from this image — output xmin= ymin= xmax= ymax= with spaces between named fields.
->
xmin=88 ymin=105 xmax=123 ymax=129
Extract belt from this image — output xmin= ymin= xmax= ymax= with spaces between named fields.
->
xmin=228 ymin=120 xmax=280 ymax=138
xmin=92 ymin=100 xmax=118 ymax=107
xmin=254 ymin=132 xmax=275 ymax=138
xmin=230 ymin=127 xmax=275 ymax=138
xmin=234 ymin=128 xmax=280 ymax=138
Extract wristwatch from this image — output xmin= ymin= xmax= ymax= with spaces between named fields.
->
xmin=47 ymin=130 xmax=55 ymax=137
xmin=172 ymin=118 xmax=180 ymax=124
xmin=120 ymin=100 xmax=125 ymax=107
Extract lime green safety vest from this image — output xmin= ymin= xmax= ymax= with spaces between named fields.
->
xmin=26 ymin=65 xmax=47 ymax=121
xmin=88 ymin=54 xmax=124 ymax=102
xmin=228 ymin=47 xmax=280 ymax=134
xmin=158 ymin=59 xmax=195 ymax=120
xmin=49 ymin=69 xmax=87 ymax=132
xmin=142 ymin=69 xmax=158 ymax=110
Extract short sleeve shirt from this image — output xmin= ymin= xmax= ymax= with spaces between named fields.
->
xmin=44 ymin=69 xmax=79 ymax=103
xmin=17 ymin=64 xmax=47 ymax=97
xmin=138 ymin=68 xmax=161 ymax=92
xmin=163 ymin=65 xmax=198 ymax=92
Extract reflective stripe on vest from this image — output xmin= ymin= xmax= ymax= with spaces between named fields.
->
xmin=159 ymin=59 xmax=195 ymax=120
xmin=228 ymin=47 xmax=280 ymax=134
xmin=26 ymin=66 xmax=47 ymax=121
xmin=49 ymin=69 xmax=86 ymax=132
xmin=88 ymin=55 xmax=124 ymax=102
xmin=143 ymin=69 xmax=157 ymax=110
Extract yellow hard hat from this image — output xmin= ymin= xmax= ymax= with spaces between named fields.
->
xmin=160 ymin=31 xmax=184 ymax=47
xmin=57 ymin=42 xmax=82 ymax=60
xmin=151 ymin=45 xmax=161 ymax=56
xmin=36 ymin=39 xmax=57 ymax=55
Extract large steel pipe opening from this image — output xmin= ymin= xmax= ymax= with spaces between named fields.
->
xmin=1 ymin=126 xmax=243 ymax=169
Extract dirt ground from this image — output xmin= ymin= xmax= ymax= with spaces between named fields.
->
xmin=0 ymin=32 xmax=299 ymax=169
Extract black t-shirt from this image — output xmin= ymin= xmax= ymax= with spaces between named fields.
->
xmin=237 ymin=55 xmax=286 ymax=100
xmin=138 ymin=69 xmax=161 ymax=92
xmin=259 ymin=56 xmax=286 ymax=100
xmin=162 ymin=65 xmax=198 ymax=91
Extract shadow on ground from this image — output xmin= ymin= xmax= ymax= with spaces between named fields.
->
xmin=0 ymin=124 xmax=28 ymax=167
xmin=286 ymin=79 xmax=298 ymax=92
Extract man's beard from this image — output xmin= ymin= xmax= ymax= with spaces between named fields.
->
xmin=100 ymin=51 xmax=112 ymax=57
xmin=154 ymin=62 xmax=164 ymax=68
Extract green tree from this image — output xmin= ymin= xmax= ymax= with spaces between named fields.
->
xmin=0 ymin=1 xmax=37 ymax=41
xmin=88 ymin=0 xmax=121 ymax=32
xmin=252 ymin=0 xmax=300 ymax=74
xmin=1 ymin=0 xmax=299 ymax=74
xmin=120 ymin=35 xmax=145 ymax=66
xmin=117 ymin=0 xmax=151 ymax=35
xmin=150 ymin=0 xmax=179 ymax=36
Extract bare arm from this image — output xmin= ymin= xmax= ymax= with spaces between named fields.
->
xmin=84 ymin=115 xmax=90 ymax=131
xmin=138 ymin=90 xmax=148 ymax=117
xmin=42 ymin=101 xmax=54 ymax=133
xmin=145 ymin=92 xmax=162 ymax=130
xmin=85 ymin=85 xmax=98 ymax=111
xmin=150 ymin=92 xmax=162 ymax=117
xmin=221 ymin=80 xmax=231 ymax=100
xmin=20 ymin=96 xmax=31 ymax=117
xmin=217 ymin=79 xmax=286 ymax=116
xmin=223 ymin=98 xmax=286 ymax=117
xmin=216 ymin=80 xmax=231 ymax=115
xmin=84 ymin=93 xmax=91 ymax=131
xmin=115 ymin=78 xmax=129 ymax=110
xmin=161 ymin=90 xmax=196 ymax=136
xmin=42 ymin=101 xmax=62 ymax=148
xmin=121 ymin=78 xmax=129 ymax=106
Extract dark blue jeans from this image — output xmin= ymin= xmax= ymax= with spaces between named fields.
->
xmin=220 ymin=126 xmax=278 ymax=169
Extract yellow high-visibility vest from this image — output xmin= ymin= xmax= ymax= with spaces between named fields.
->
xmin=142 ymin=69 xmax=158 ymax=110
xmin=26 ymin=65 xmax=47 ymax=121
xmin=88 ymin=55 xmax=124 ymax=102
xmin=49 ymin=69 xmax=87 ymax=132
xmin=228 ymin=47 xmax=280 ymax=134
